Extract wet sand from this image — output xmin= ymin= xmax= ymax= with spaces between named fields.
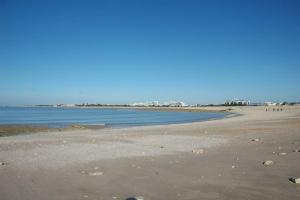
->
xmin=0 ymin=106 xmax=300 ymax=200
xmin=0 ymin=124 xmax=105 ymax=137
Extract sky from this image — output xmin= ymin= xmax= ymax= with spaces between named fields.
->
xmin=0 ymin=0 xmax=300 ymax=105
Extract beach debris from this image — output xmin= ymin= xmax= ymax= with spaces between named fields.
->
xmin=278 ymin=152 xmax=287 ymax=156
xmin=263 ymin=160 xmax=274 ymax=166
xmin=71 ymin=124 xmax=85 ymax=129
xmin=289 ymin=178 xmax=300 ymax=184
xmin=126 ymin=196 xmax=144 ymax=200
xmin=251 ymin=138 xmax=260 ymax=142
xmin=292 ymin=149 xmax=300 ymax=153
xmin=192 ymin=148 xmax=204 ymax=154
xmin=88 ymin=171 xmax=104 ymax=176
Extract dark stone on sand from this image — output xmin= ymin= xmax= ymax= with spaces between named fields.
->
xmin=126 ymin=197 xmax=143 ymax=200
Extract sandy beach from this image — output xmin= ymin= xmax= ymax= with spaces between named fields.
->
xmin=0 ymin=106 xmax=300 ymax=200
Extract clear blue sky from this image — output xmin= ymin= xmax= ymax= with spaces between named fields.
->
xmin=1 ymin=0 xmax=299 ymax=105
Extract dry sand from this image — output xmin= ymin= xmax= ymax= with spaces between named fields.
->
xmin=0 ymin=106 xmax=300 ymax=200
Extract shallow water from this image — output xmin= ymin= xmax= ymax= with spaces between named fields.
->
xmin=0 ymin=107 xmax=228 ymax=128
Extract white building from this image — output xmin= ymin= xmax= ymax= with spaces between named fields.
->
xmin=264 ymin=102 xmax=278 ymax=106
xmin=131 ymin=100 xmax=187 ymax=107
xmin=163 ymin=101 xmax=188 ymax=107
xmin=226 ymin=99 xmax=250 ymax=106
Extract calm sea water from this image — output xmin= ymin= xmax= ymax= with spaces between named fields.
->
xmin=0 ymin=107 xmax=228 ymax=128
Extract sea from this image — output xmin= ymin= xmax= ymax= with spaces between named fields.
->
xmin=0 ymin=107 xmax=228 ymax=128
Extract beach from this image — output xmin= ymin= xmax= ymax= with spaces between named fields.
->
xmin=0 ymin=106 xmax=300 ymax=200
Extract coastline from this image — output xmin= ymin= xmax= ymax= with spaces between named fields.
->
xmin=1 ymin=105 xmax=300 ymax=200
xmin=0 ymin=106 xmax=231 ymax=137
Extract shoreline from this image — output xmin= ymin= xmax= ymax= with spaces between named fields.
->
xmin=0 ymin=105 xmax=291 ymax=137
xmin=0 ymin=124 xmax=106 ymax=137
xmin=0 ymin=107 xmax=234 ymax=137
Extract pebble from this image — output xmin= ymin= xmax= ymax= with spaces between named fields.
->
xmin=126 ymin=197 xmax=143 ymax=200
xmin=83 ymin=194 xmax=89 ymax=198
xmin=0 ymin=162 xmax=5 ymax=166
xmin=263 ymin=160 xmax=274 ymax=166
xmin=192 ymin=149 xmax=204 ymax=154
xmin=231 ymin=165 xmax=235 ymax=169
xmin=88 ymin=171 xmax=103 ymax=176
xmin=292 ymin=149 xmax=300 ymax=153
xmin=289 ymin=178 xmax=300 ymax=184
xmin=278 ymin=152 xmax=287 ymax=156
xmin=251 ymin=138 xmax=260 ymax=142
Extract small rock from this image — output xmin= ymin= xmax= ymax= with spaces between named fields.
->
xmin=231 ymin=165 xmax=235 ymax=169
xmin=278 ymin=152 xmax=287 ymax=156
xmin=263 ymin=160 xmax=274 ymax=166
xmin=160 ymin=146 xmax=165 ymax=149
xmin=192 ymin=149 xmax=204 ymax=154
xmin=88 ymin=171 xmax=103 ymax=176
xmin=289 ymin=178 xmax=300 ymax=184
xmin=251 ymin=138 xmax=260 ymax=142
xmin=83 ymin=194 xmax=89 ymax=198
xmin=0 ymin=162 xmax=5 ymax=166
xmin=126 ymin=197 xmax=143 ymax=200
xmin=292 ymin=149 xmax=300 ymax=153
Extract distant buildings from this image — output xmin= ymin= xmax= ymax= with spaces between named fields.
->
xmin=225 ymin=99 xmax=250 ymax=106
xmin=55 ymin=104 xmax=76 ymax=107
xmin=131 ymin=101 xmax=187 ymax=107
xmin=163 ymin=101 xmax=187 ymax=107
